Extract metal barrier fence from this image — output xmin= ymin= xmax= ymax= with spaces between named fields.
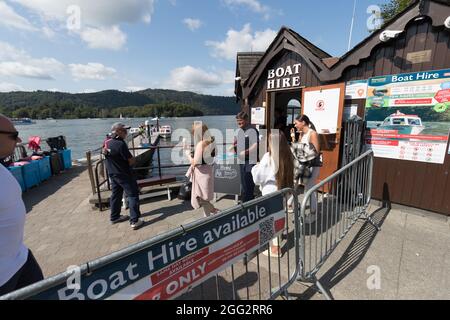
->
xmin=0 ymin=150 xmax=375 ymax=300
xmin=296 ymin=150 xmax=378 ymax=299
xmin=0 ymin=189 xmax=300 ymax=301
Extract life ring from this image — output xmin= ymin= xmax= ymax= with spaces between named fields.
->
xmin=433 ymin=102 xmax=449 ymax=113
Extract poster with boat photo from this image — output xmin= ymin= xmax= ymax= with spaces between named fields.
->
xmin=365 ymin=68 xmax=450 ymax=164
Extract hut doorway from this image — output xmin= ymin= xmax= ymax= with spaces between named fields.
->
xmin=267 ymin=89 xmax=302 ymax=139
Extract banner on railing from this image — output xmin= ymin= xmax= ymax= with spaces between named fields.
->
xmin=25 ymin=194 xmax=285 ymax=300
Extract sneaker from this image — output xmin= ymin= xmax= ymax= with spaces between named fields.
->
xmin=111 ymin=215 xmax=129 ymax=225
xmin=131 ymin=219 xmax=144 ymax=230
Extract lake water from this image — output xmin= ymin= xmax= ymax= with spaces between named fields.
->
xmin=15 ymin=116 xmax=238 ymax=161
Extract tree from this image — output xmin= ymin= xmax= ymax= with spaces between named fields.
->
xmin=380 ymin=0 xmax=414 ymax=25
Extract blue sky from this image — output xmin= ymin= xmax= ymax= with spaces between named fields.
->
xmin=0 ymin=0 xmax=390 ymax=96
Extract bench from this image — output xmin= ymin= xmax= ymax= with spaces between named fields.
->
xmin=122 ymin=175 xmax=178 ymax=208
xmin=137 ymin=175 xmax=177 ymax=201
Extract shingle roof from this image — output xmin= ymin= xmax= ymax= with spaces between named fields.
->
xmin=236 ymin=52 xmax=265 ymax=81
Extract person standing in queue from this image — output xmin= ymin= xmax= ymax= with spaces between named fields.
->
xmin=103 ymin=122 xmax=143 ymax=230
xmin=233 ymin=112 xmax=259 ymax=203
xmin=0 ymin=114 xmax=44 ymax=295
xmin=290 ymin=115 xmax=322 ymax=219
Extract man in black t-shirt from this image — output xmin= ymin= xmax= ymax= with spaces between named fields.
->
xmin=234 ymin=112 xmax=259 ymax=203
xmin=104 ymin=123 xmax=143 ymax=230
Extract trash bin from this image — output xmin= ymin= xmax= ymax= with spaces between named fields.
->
xmin=8 ymin=166 xmax=26 ymax=192
xmin=50 ymin=152 xmax=62 ymax=175
xmin=38 ymin=156 xmax=52 ymax=181
xmin=23 ymin=161 xmax=40 ymax=189
xmin=59 ymin=149 xmax=72 ymax=170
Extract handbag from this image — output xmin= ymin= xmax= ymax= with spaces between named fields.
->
xmin=177 ymin=179 xmax=192 ymax=200
xmin=298 ymin=162 xmax=313 ymax=179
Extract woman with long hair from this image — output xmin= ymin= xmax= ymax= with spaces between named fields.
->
xmin=185 ymin=122 xmax=218 ymax=217
xmin=290 ymin=114 xmax=322 ymax=217
xmin=252 ymin=130 xmax=293 ymax=257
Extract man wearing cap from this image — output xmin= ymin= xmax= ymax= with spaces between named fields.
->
xmin=0 ymin=114 xmax=44 ymax=295
xmin=104 ymin=122 xmax=143 ymax=230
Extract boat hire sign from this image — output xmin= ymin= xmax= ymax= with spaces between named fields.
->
xmin=267 ymin=63 xmax=302 ymax=90
xmin=365 ymin=68 xmax=450 ymax=164
xmin=24 ymin=194 xmax=285 ymax=300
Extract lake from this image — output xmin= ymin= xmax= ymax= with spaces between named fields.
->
xmin=15 ymin=116 xmax=238 ymax=161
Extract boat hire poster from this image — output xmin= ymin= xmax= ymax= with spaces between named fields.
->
xmin=365 ymin=68 xmax=450 ymax=164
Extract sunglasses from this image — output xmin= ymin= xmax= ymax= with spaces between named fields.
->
xmin=0 ymin=130 xmax=19 ymax=140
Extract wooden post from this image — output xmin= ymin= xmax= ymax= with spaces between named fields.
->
xmin=86 ymin=150 xmax=96 ymax=195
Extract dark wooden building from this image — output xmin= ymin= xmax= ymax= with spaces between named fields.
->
xmin=235 ymin=0 xmax=450 ymax=215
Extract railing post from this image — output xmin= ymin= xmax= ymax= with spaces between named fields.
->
xmin=157 ymin=145 xmax=162 ymax=178
xmin=86 ymin=150 xmax=96 ymax=195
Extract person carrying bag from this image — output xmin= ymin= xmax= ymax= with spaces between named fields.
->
xmin=290 ymin=115 xmax=322 ymax=216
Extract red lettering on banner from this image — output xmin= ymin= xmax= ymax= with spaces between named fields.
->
xmin=394 ymin=98 xmax=432 ymax=105
xmin=370 ymin=129 xmax=398 ymax=135
xmin=135 ymin=231 xmax=259 ymax=300
xmin=367 ymin=132 xmax=448 ymax=141
xmin=367 ymin=139 xmax=399 ymax=146
xmin=151 ymin=248 xmax=209 ymax=285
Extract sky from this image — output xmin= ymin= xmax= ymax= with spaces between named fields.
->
xmin=0 ymin=0 xmax=391 ymax=96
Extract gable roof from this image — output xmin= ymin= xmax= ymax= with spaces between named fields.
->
xmin=237 ymin=26 xmax=333 ymax=99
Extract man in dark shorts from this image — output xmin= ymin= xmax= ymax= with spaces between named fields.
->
xmin=104 ymin=123 xmax=143 ymax=230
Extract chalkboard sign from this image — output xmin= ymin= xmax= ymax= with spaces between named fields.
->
xmin=214 ymin=154 xmax=241 ymax=196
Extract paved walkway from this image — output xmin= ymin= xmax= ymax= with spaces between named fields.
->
xmin=21 ymin=166 xmax=450 ymax=300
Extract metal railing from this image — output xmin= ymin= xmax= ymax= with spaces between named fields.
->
xmin=91 ymin=140 xmax=235 ymax=211
xmin=0 ymin=189 xmax=300 ymax=300
xmin=296 ymin=150 xmax=378 ymax=299
xmin=0 ymin=150 xmax=376 ymax=300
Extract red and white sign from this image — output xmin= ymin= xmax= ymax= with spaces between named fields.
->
xmin=106 ymin=211 xmax=286 ymax=300
xmin=303 ymin=87 xmax=342 ymax=134
xmin=434 ymin=89 xmax=450 ymax=103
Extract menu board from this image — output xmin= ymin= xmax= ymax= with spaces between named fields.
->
xmin=365 ymin=69 xmax=450 ymax=164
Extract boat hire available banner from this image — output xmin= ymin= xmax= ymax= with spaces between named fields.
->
xmin=27 ymin=194 xmax=286 ymax=300
xmin=365 ymin=68 xmax=450 ymax=164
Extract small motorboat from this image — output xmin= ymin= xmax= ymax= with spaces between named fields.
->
xmin=158 ymin=125 xmax=172 ymax=139
xmin=12 ymin=118 xmax=35 ymax=125
xmin=378 ymin=111 xmax=425 ymax=135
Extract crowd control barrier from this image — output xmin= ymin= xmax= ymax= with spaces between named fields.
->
xmin=1 ymin=151 xmax=376 ymax=300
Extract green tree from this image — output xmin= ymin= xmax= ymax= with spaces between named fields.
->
xmin=380 ymin=0 xmax=414 ymax=25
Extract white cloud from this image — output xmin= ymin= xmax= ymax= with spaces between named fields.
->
xmin=0 ymin=82 xmax=25 ymax=92
xmin=206 ymin=24 xmax=276 ymax=60
xmin=0 ymin=61 xmax=53 ymax=79
xmin=12 ymin=0 xmax=155 ymax=26
xmin=0 ymin=1 xmax=38 ymax=31
xmin=125 ymin=86 xmax=146 ymax=92
xmin=12 ymin=0 xmax=155 ymax=50
xmin=223 ymin=0 xmax=271 ymax=20
xmin=79 ymin=26 xmax=127 ymax=50
xmin=183 ymin=18 xmax=202 ymax=31
xmin=42 ymin=26 xmax=56 ymax=38
xmin=0 ymin=41 xmax=64 ymax=79
xmin=69 ymin=63 xmax=117 ymax=80
xmin=165 ymin=66 xmax=234 ymax=94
